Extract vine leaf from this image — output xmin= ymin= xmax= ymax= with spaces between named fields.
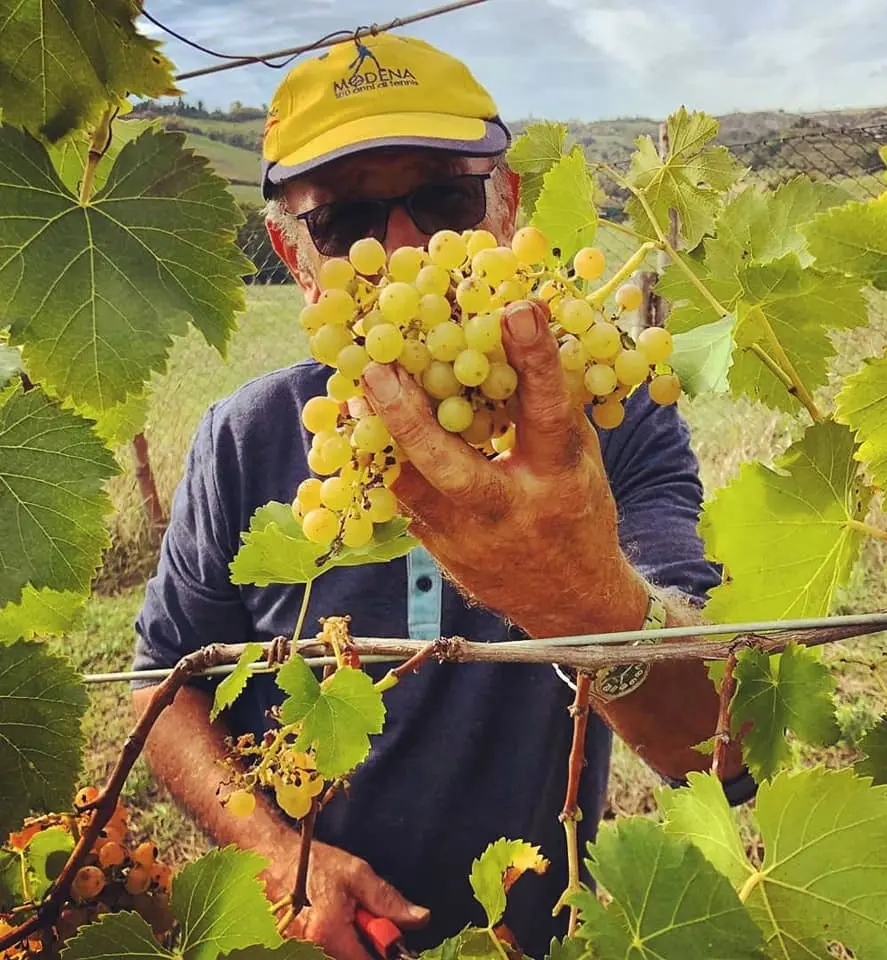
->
xmin=544 ymin=936 xmax=587 ymax=960
xmin=0 ymin=386 xmax=116 ymax=606
xmin=668 ymin=313 xmax=735 ymax=396
xmin=531 ymin=146 xmax=598 ymax=263
xmin=230 ymin=501 xmax=417 ymax=586
xmin=0 ymin=125 xmax=252 ymax=411
xmin=222 ymin=944 xmax=331 ymax=959
xmin=731 ymin=643 xmax=839 ymax=782
xmin=0 ymin=849 xmax=24 ymax=912
xmin=211 ymin=643 xmax=263 ymax=723
xmin=803 ymin=195 xmax=887 ymax=289
xmin=573 ymin=817 xmax=764 ymax=958
xmin=172 ymin=847 xmax=281 ymax=960
xmin=0 ymin=587 xmax=86 ymax=642
xmin=58 ymin=911 xmax=170 ymax=959
xmin=835 ymin=354 xmax=887 ymax=490
xmin=48 ymin=118 xmax=156 ymax=194
xmin=856 ymin=717 xmax=887 ymax=785
xmin=506 ymin=121 xmax=567 ymax=219
xmin=0 ymin=0 xmax=178 ymax=142
xmin=468 ymin=838 xmax=549 ymax=928
xmin=743 ymin=767 xmax=887 ymax=958
xmin=700 ymin=421 xmax=870 ymax=622
xmin=277 ymin=660 xmax=385 ymax=779
xmin=626 ymin=107 xmax=746 ymax=249
xmin=0 ymin=640 xmax=88 ymax=840
xmin=21 ymin=826 xmax=74 ymax=901
xmin=71 ymin=391 xmax=150 ymax=446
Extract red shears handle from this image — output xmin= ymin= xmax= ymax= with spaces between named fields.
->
xmin=354 ymin=907 xmax=405 ymax=959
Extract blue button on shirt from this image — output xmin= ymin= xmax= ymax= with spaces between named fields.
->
xmin=133 ymin=360 xmax=752 ymax=956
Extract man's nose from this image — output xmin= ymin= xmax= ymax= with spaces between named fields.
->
xmin=383 ymin=204 xmax=429 ymax=253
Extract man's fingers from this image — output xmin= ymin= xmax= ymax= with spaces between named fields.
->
xmin=302 ymin=909 xmax=375 ymax=960
xmin=352 ymin=864 xmax=431 ymax=930
xmin=501 ymin=300 xmax=589 ymax=473
xmin=363 ymin=362 xmax=508 ymax=517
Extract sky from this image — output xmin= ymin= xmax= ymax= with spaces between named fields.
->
xmin=141 ymin=0 xmax=887 ymax=121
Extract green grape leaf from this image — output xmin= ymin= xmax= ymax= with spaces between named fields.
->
xmin=856 ymin=716 xmax=887 ymax=785
xmin=657 ymin=771 xmax=751 ymax=890
xmin=22 ymin=826 xmax=74 ymax=901
xmin=576 ymin=817 xmax=764 ymax=958
xmin=419 ymin=930 xmax=473 ymax=960
xmin=0 ymin=0 xmax=178 ymax=143
xmin=544 ymin=935 xmax=587 ymax=960
xmin=211 ymin=643 xmax=263 ymax=723
xmin=0 ymin=587 xmax=85 ymax=642
xmin=506 ymin=121 xmax=567 ymax=219
xmin=0 ymin=640 xmax=88 ymax=840
xmin=803 ymin=196 xmax=887 ymax=289
xmin=0 ymin=386 xmax=116 ymax=606
xmin=172 ymin=847 xmax=280 ymax=960
xmin=72 ymin=392 xmax=149 ymax=446
xmin=230 ymin=501 xmax=418 ymax=586
xmin=278 ymin=660 xmax=385 ymax=778
xmin=48 ymin=118 xmax=157 ymax=194
xmin=836 ymin=354 xmax=887 ymax=489
xmin=468 ymin=838 xmax=549 ymax=928
xmin=626 ymin=108 xmax=745 ymax=249
xmin=0 ymin=344 xmax=21 ymax=387
xmin=59 ymin=910 xmax=171 ymax=960
xmin=731 ymin=643 xmax=839 ymax=781
xmin=701 ymin=421 xmax=870 ymax=622
xmin=531 ymin=146 xmax=597 ymax=263
xmin=668 ymin=313 xmax=735 ymax=396
xmin=222 ymin=944 xmax=330 ymax=960
xmin=744 ymin=767 xmax=887 ymax=958
xmin=0 ymin=848 xmax=24 ymax=912
xmin=0 ymin=125 xmax=252 ymax=411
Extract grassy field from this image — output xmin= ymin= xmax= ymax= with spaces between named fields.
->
xmin=64 ymin=283 xmax=887 ymax=868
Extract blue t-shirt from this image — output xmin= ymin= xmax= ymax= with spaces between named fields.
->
xmin=134 ymin=359 xmax=753 ymax=956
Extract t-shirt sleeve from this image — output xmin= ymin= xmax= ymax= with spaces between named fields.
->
xmin=132 ymin=405 xmax=251 ymax=688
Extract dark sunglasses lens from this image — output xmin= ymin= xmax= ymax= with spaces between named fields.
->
xmin=409 ymin=176 xmax=488 ymax=235
xmin=306 ymin=201 xmax=387 ymax=257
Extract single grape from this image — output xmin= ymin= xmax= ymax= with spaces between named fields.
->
xmin=132 ymin=843 xmax=158 ymax=868
xmin=321 ymin=433 xmax=352 ymax=471
xmin=72 ymin=866 xmax=105 ymax=901
xmin=379 ymin=282 xmax=421 ymax=324
xmin=461 ymin=407 xmax=495 ymax=445
xmin=125 ymin=865 xmax=151 ymax=896
xmin=584 ymin=363 xmax=618 ymax=396
xmin=537 ymin=280 xmax=559 ymax=302
xmin=76 ymin=786 xmax=100 ymax=807
xmin=418 ymin=293 xmax=452 ymax=330
xmin=320 ymin=476 xmax=353 ymax=510
xmin=465 ymin=229 xmax=498 ymax=258
xmin=311 ymin=323 xmax=352 ymax=366
xmin=366 ymin=487 xmax=398 ymax=523
xmin=491 ymin=424 xmax=516 ymax=453
xmin=453 ymin=348 xmax=491 ymax=386
xmin=574 ymin=247 xmax=606 ymax=280
xmin=422 ymin=361 xmax=461 ymax=400
xmin=464 ymin=311 xmax=503 ymax=352
xmin=437 ymin=396 xmax=474 ymax=433
xmin=648 ymin=373 xmax=681 ymax=405
xmin=615 ymin=283 xmax=643 ymax=312
xmin=426 ymin=321 xmax=467 ymax=362
xmin=150 ymin=863 xmax=173 ymax=894
xmin=275 ymin=781 xmax=313 ymax=820
xmin=591 ymin=400 xmax=625 ymax=430
xmin=226 ymin=789 xmax=256 ymax=818
xmin=353 ymin=415 xmax=391 ymax=453
xmin=307 ymin=447 xmax=335 ymax=476
xmin=382 ymin=460 xmax=402 ymax=487
xmin=349 ymin=237 xmax=387 ymax=275
xmin=581 ymin=322 xmax=621 ymax=361
xmin=317 ymin=288 xmax=356 ymax=325
xmin=299 ymin=303 xmax=325 ymax=333
xmin=614 ymin=349 xmax=651 ymax=387
xmin=455 ymin=277 xmax=493 ymax=315
xmin=336 ymin=343 xmax=369 ymax=379
xmin=302 ymin=507 xmax=339 ymax=543
xmin=481 ymin=362 xmax=518 ymax=400
xmin=319 ymin=258 xmax=355 ymax=291
xmin=327 ymin=371 xmax=361 ymax=402
xmin=97 ymin=841 xmax=126 ymax=869
xmin=636 ymin=326 xmax=674 ymax=364
xmin=388 ymin=246 xmax=425 ymax=283
xmin=415 ymin=263 xmax=450 ymax=296
xmin=559 ymin=336 xmax=586 ymax=372
xmin=399 ymin=339 xmax=432 ymax=375
xmin=297 ymin=477 xmax=323 ymax=512
xmin=343 ymin=513 xmax=374 ymax=548
xmin=558 ymin=297 xmax=596 ymax=335
xmin=362 ymin=308 xmax=385 ymax=332
xmin=301 ymin=396 xmax=340 ymax=434
xmin=511 ymin=226 xmax=548 ymax=264
xmin=366 ymin=323 xmax=405 ymax=363
xmin=472 ymin=247 xmax=519 ymax=287
xmin=496 ymin=278 xmax=526 ymax=303
xmin=428 ymin=229 xmax=467 ymax=269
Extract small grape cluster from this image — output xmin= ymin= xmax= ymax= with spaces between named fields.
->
xmin=293 ymin=226 xmax=681 ymax=551
xmin=1 ymin=788 xmax=174 ymax=958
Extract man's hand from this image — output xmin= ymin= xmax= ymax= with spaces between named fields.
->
xmin=266 ymin=837 xmax=429 ymax=960
xmin=362 ymin=299 xmax=648 ymax=639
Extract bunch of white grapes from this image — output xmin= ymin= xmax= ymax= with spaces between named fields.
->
xmin=293 ymin=226 xmax=680 ymax=550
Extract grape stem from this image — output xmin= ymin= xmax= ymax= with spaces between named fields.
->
xmin=373 ymin=640 xmax=437 ymax=692
xmin=552 ymin=672 xmax=592 ymax=935
xmin=276 ymin=797 xmax=320 ymax=935
xmin=292 ymin=580 xmax=313 ymax=646
xmin=78 ymin=104 xmax=116 ymax=206
xmin=587 ymin=242 xmax=658 ymax=307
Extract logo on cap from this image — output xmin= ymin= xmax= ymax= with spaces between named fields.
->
xmin=333 ymin=39 xmax=419 ymax=99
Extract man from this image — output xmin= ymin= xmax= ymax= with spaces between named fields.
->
xmin=133 ymin=31 xmax=754 ymax=960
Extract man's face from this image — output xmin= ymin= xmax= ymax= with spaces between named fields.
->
xmin=278 ymin=147 xmax=518 ymax=299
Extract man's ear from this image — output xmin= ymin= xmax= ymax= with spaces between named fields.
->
xmin=502 ymin=167 xmax=520 ymax=223
xmin=265 ymin=217 xmax=320 ymax=302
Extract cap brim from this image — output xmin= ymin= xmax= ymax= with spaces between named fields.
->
xmin=262 ymin=112 xmax=510 ymax=199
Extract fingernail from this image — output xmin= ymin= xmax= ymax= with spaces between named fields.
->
xmin=409 ymin=904 xmax=431 ymax=922
xmin=505 ymin=302 xmax=540 ymax=344
xmin=363 ymin=362 xmax=401 ymax=403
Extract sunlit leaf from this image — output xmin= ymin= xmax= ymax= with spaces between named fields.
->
xmin=0 ymin=587 xmax=86 ymax=642
xmin=506 ymin=121 xmax=567 ymax=219
xmin=856 ymin=717 xmax=887 ymax=785
xmin=531 ymin=146 xmax=597 ymax=262
xmin=836 ymin=353 xmax=887 ymax=489
xmin=668 ymin=313 xmax=735 ymax=395
xmin=211 ymin=643 xmax=263 ymax=723
xmin=468 ymin=838 xmax=548 ymax=928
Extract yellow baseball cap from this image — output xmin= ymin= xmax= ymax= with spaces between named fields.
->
xmin=261 ymin=32 xmax=510 ymax=199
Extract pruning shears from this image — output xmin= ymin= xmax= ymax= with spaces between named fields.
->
xmin=355 ymin=908 xmax=418 ymax=960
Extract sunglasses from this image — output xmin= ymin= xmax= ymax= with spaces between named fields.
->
xmin=293 ymin=173 xmax=492 ymax=259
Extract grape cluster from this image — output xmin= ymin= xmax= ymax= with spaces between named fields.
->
xmin=1 ymin=788 xmax=174 ymax=958
xmin=293 ymin=226 xmax=681 ymax=551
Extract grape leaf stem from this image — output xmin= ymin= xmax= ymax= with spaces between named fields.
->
xmin=712 ymin=646 xmax=743 ymax=781
xmin=847 ymin=519 xmax=887 ymax=543
xmin=752 ymin=310 xmax=823 ymax=422
xmin=587 ymin=242 xmax=658 ymax=307
xmin=78 ymin=105 xmax=116 ymax=206
xmin=292 ymin=580 xmax=313 ymax=645
xmin=374 ymin=640 xmax=438 ymax=692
